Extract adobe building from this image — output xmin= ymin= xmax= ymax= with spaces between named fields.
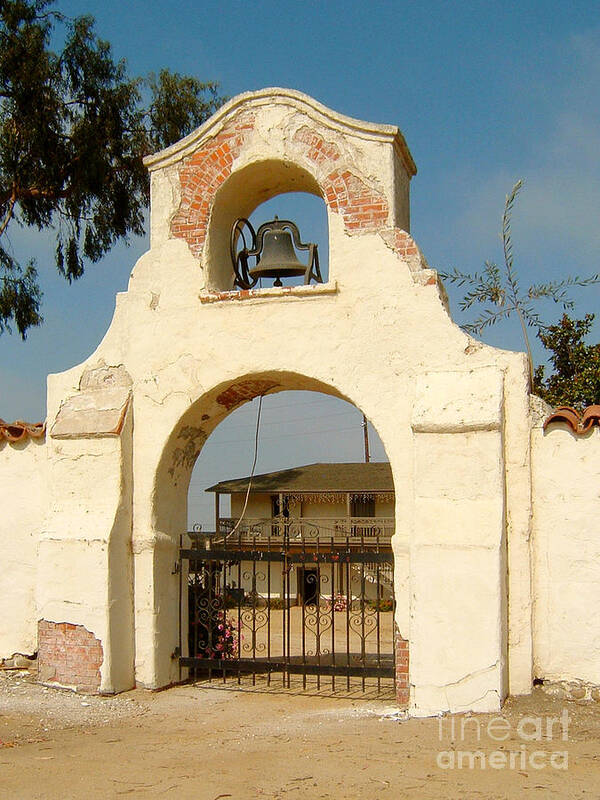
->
xmin=1 ymin=88 xmax=599 ymax=715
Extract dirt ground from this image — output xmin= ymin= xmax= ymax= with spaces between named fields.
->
xmin=2 ymin=667 xmax=600 ymax=799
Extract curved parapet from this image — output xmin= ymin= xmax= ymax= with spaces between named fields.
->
xmin=141 ymin=87 xmax=424 ymax=291
xmin=144 ymin=87 xmax=416 ymax=176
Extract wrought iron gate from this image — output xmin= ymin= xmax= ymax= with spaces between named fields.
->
xmin=179 ymin=523 xmax=395 ymax=693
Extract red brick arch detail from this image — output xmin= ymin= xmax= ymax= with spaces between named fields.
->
xmin=293 ymin=126 xmax=390 ymax=233
xmin=292 ymin=125 xmax=341 ymax=166
xmin=379 ymin=227 xmax=420 ymax=258
xmin=170 ymin=112 xmax=256 ymax=258
xmin=395 ymin=624 xmax=409 ymax=708
xmin=170 ymin=113 xmax=391 ymax=259
xmin=323 ymin=169 xmax=389 ymax=232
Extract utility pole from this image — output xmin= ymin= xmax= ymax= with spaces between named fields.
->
xmin=362 ymin=414 xmax=370 ymax=463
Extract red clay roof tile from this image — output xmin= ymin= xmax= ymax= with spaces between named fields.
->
xmin=543 ymin=405 xmax=600 ymax=434
xmin=0 ymin=419 xmax=46 ymax=442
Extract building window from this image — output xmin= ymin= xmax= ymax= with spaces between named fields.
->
xmin=350 ymin=495 xmax=375 ymax=517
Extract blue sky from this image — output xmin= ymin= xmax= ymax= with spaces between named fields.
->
xmin=2 ymin=1 xmax=599 ymax=527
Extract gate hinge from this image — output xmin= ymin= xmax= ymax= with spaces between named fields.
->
xmin=171 ymin=646 xmax=181 ymax=660
xmin=171 ymin=561 xmax=180 ymax=575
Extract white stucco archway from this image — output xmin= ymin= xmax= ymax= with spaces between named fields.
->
xmin=35 ymin=89 xmax=533 ymax=715
xmin=143 ymin=370 xmax=402 ymax=692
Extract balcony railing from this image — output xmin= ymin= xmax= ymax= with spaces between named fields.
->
xmin=216 ymin=516 xmax=394 ymax=544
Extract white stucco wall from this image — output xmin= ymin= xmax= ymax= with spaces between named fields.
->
xmin=38 ymin=390 xmax=134 ymax=694
xmin=0 ymin=436 xmax=47 ymax=658
xmin=409 ymin=367 xmax=508 ymax=714
xmin=532 ymin=400 xmax=600 ymax=684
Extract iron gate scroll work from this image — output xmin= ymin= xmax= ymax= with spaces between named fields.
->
xmin=179 ymin=520 xmax=395 ymax=694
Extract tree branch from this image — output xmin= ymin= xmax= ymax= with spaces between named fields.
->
xmin=0 ymin=189 xmax=16 ymax=237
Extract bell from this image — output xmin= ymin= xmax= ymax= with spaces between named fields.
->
xmin=249 ymin=219 xmax=307 ymax=286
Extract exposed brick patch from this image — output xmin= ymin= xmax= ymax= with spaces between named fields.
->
xmin=170 ymin=111 xmax=256 ymax=257
xmin=395 ymin=623 xmax=409 ymax=708
xmin=171 ymin=110 xmax=392 ymax=264
xmin=38 ymin=620 xmax=103 ymax=694
xmin=379 ymin=227 xmax=419 ymax=258
xmin=293 ymin=126 xmax=341 ymax=166
xmin=379 ymin=227 xmax=432 ymax=276
xmin=216 ymin=380 xmax=280 ymax=411
xmin=324 ymin=169 xmax=389 ymax=232
xmin=294 ymin=127 xmax=390 ymax=232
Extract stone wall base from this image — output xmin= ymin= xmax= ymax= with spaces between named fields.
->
xmin=38 ymin=620 xmax=103 ymax=694
xmin=539 ymin=678 xmax=600 ymax=703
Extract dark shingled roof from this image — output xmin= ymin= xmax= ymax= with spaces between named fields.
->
xmin=206 ymin=462 xmax=393 ymax=494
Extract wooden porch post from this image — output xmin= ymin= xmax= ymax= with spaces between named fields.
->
xmin=214 ymin=492 xmax=220 ymax=534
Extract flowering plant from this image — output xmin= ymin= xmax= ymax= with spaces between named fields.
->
xmin=192 ymin=608 xmax=240 ymax=659
xmin=210 ymin=611 xmax=239 ymax=659
xmin=326 ymin=593 xmax=348 ymax=612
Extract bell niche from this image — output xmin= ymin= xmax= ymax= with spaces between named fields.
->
xmin=230 ymin=215 xmax=323 ymax=289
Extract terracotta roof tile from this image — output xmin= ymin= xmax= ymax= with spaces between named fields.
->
xmin=543 ymin=405 xmax=600 ymax=435
xmin=581 ymin=405 xmax=600 ymax=432
xmin=0 ymin=419 xmax=46 ymax=443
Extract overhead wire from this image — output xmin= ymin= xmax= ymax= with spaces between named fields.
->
xmin=207 ymin=424 xmax=370 ymax=446
xmin=220 ymin=393 xmax=353 ymax=416
xmin=222 ymin=394 xmax=263 ymax=540
xmin=208 ymin=407 xmax=358 ymax=432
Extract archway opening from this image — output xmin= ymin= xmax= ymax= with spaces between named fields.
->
xmin=178 ymin=385 xmax=397 ymax=698
xmin=188 ymin=390 xmax=380 ymax=529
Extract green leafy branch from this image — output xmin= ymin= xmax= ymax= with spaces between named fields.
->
xmin=0 ymin=0 xmax=225 ymax=338
xmin=440 ymin=179 xmax=600 ymax=379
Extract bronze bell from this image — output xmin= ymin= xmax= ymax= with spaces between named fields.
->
xmin=230 ymin=215 xmax=323 ymax=289
xmin=249 ymin=218 xmax=307 ymax=286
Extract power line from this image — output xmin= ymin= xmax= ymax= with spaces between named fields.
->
xmin=218 ymin=393 xmax=354 ymax=416
xmin=210 ymin=407 xmax=359 ymax=432
xmin=205 ymin=423 xmax=379 ymax=446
